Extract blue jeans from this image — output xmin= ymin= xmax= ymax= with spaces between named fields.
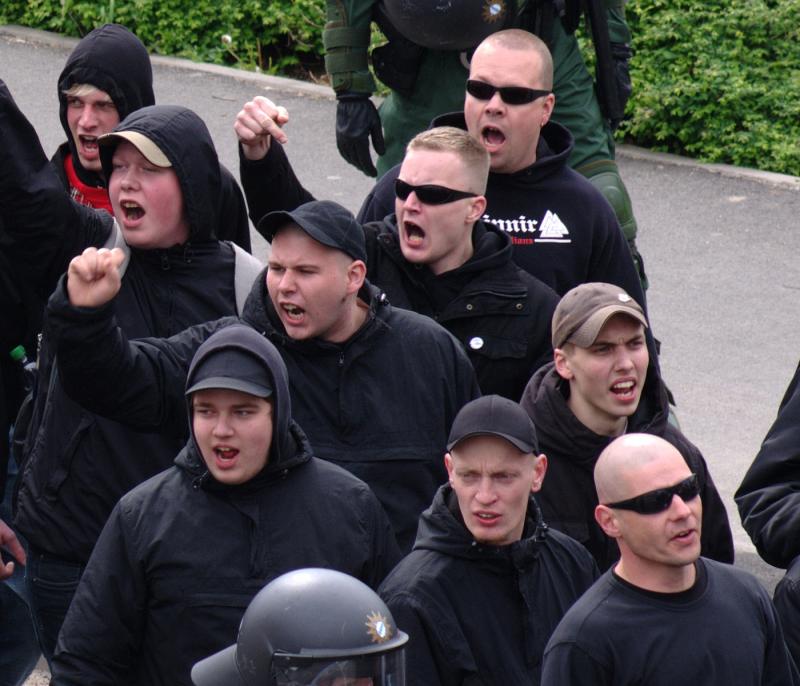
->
xmin=1 ymin=459 xmax=40 ymax=686
xmin=24 ymin=548 xmax=84 ymax=668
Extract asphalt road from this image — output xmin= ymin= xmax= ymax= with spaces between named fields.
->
xmin=2 ymin=25 xmax=800 ymax=594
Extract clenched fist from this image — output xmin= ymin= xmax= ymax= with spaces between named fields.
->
xmin=234 ymin=96 xmax=289 ymax=161
xmin=67 ymin=246 xmax=126 ymax=308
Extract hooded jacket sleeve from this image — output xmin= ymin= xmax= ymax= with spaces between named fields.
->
xmin=51 ymin=502 xmax=147 ymax=686
xmin=735 ymin=364 xmax=800 ymax=568
xmin=239 ymin=142 xmax=314 ymax=229
xmin=0 ymin=79 xmax=110 ymax=298
xmin=46 ymin=275 xmax=232 ymax=437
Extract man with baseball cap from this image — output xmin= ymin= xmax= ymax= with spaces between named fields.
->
xmin=378 ymin=394 xmax=598 ymax=685
xmin=48 ymin=199 xmax=479 ymax=554
xmin=50 ymin=325 xmax=399 ymax=686
xmin=520 ymin=282 xmax=733 ymax=570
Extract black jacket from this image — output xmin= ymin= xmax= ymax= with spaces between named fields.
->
xmin=520 ymin=362 xmax=734 ymax=570
xmin=47 ymin=272 xmax=479 ymax=553
xmin=379 ymin=486 xmax=599 ymax=686
xmin=11 ymin=101 xmax=258 ymax=563
xmin=364 ymin=217 xmax=558 ymax=400
xmin=51 ymin=325 xmax=399 ymax=686
xmin=358 ymin=113 xmax=646 ymax=305
xmin=52 ymin=23 xmax=251 ymax=251
xmin=736 ymin=363 xmax=800 ymax=568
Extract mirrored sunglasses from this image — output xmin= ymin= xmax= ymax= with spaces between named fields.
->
xmin=466 ymin=79 xmax=551 ymax=105
xmin=604 ymin=473 xmax=699 ymax=515
xmin=395 ymin=179 xmax=478 ymax=205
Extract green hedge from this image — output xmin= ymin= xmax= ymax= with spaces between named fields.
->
xmin=2 ymin=0 xmax=798 ymax=175
xmin=0 ymin=0 xmax=326 ymax=73
xmin=624 ymin=0 xmax=800 ymax=176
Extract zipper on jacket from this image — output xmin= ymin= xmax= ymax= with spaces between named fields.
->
xmin=160 ymin=252 xmax=170 ymax=271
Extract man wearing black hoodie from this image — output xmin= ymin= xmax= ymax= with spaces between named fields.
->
xmin=237 ymin=29 xmax=643 ymax=305
xmin=45 ymin=199 xmax=478 ymax=555
xmin=378 ymin=395 xmax=598 ymax=685
xmin=519 ymin=283 xmax=733 ymax=570
xmin=235 ymin=111 xmax=558 ymax=399
xmin=51 ymin=23 xmax=250 ymax=250
xmin=50 ymin=325 xmax=399 ymax=686
xmin=0 ymin=80 xmax=263 ymax=664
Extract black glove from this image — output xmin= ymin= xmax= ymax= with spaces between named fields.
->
xmin=609 ymin=42 xmax=633 ymax=129
xmin=335 ymin=93 xmax=385 ymax=178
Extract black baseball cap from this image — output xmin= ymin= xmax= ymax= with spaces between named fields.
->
xmin=257 ymin=200 xmax=367 ymax=263
xmin=447 ymin=395 xmax=538 ymax=454
xmin=186 ymin=348 xmax=273 ymax=399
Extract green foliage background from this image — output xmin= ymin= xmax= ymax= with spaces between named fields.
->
xmin=2 ymin=0 xmax=798 ymax=175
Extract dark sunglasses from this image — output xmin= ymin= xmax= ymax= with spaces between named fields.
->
xmin=603 ymin=474 xmax=699 ymax=515
xmin=395 ymin=179 xmax=478 ymax=205
xmin=466 ymin=79 xmax=551 ymax=105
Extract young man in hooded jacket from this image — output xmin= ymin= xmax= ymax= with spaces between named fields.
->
xmin=50 ymin=325 xmax=399 ymax=686
xmin=0 ymin=80 xmax=263 ymax=664
xmin=51 ymin=22 xmax=251 ymax=250
xmin=378 ymin=395 xmax=598 ymax=685
xmin=235 ymin=111 xmax=558 ymax=400
xmin=520 ymin=282 xmax=733 ymax=570
xmin=45 ymin=199 xmax=478 ymax=554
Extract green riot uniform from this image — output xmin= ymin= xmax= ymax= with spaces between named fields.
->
xmin=324 ymin=0 xmax=647 ymax=289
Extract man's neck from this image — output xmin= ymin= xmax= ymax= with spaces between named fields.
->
xmin=566 ymin=392 xmax=629 ymax=438
xmin=614 ymin=557 xmax=697 ymax=594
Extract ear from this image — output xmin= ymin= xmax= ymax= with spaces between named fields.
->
xmin=345 ymin=259 xmax=367 ymax=295
xmin=444 ymin=452 xmax=455 ymax=483
xmin=553 ymin=347 xmax=573 ymax=380
xmin=466 ymin=195 xmax=487 ymax=224
xmin=540 ymin=93 xmax=556 ymax=127
xmin=594 ymin=504 xmax=621 ymax=539
xmin=530 ymin=453 xmax=548 ymax=493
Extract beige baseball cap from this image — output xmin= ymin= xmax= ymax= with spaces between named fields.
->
xmin=552 ymin=282 xmax=648 ymax=349
xmin=98 ymin=130 xmax=171 ymax=167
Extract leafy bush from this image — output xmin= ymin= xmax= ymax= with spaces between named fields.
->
xmin=0 ymin=0 xmax=326 ymax=76
xmin=624 ymin=0 xmax=800 ymax=175
xmin=2 ymin=0 xmax=798 ymax=174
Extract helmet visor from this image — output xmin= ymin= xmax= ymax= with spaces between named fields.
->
xmin=273 ymin=651 xmax=406 ymax=686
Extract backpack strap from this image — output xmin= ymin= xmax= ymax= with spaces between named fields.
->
xmin=101 ymin=219 xmax=131 ymax=279
xmin=229 ymin=241 xmax=264 ymax=315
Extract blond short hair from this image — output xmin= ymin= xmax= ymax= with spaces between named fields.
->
xmin=63 ymin=83 xmax=103 ymax=98
xmin=406 ymin=126 xmax=490 ymax=194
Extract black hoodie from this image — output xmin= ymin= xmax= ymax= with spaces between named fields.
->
xmin=50 ymin=23 xmax=251 ymax=250
xmin=520 ymin=362 xmax=734 ymax=570
xmin=363 ymin=216 xmax=558 ymax=399
xmin=13 ymin=103 xmax=259 ymax=563
xmin=379 ymin=485 xmax=598 ymax=686
xmin=358 ymin=113 xmax=646 ymax=307
xmin=51 ymin=325 xmax=399 ymax=686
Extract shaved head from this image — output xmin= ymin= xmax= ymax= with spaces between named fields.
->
xmin=594 ymin=434 xmax=683 ymax=504
xmin=477 ymin=29 xmax=554 ymax=90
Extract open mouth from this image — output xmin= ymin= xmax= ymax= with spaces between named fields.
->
xmin=121 ymin=200 xmax=145 ymax=221
xmin=475 ymin=512 xmax=499 ymax=523
xmin=214 ymin=447 xmax=239 ymax=462
xmin=402 ymin=221 xmax=426 ymax=248
xmin=79 ymin=134 xmax=99 ymax=153
xmin=281 ymin=303 xmax=305 ymax=322
xmin=610 ymin=379 xmax=636 ymax=400
xmin=481 ymin=125 xmax=506 ymax=150
xmin=671 ymin=528 xmax=695 ymax=543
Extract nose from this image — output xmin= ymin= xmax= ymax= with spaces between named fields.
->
xmin=118 ymin=166 xmax=139 ymax=191
xmin=485 ymin=90 xmax=506 ymax=114
xmin=78 ymin=103 xmax=97 ymax=129
xmin=475 ymin=476 xmax=497 ymax=505
xmin=613 ymin=346 xmax=634 ymax=371
xmin=668 ymin=493 xmax=695 ymax=518
xmin=212 ymin=413 xmax=234 ymax=437
xmin=277 ymin=269 xmax=296 ymax=293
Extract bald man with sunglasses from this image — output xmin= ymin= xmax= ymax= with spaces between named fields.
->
xmin=541 ymin=433 xmax=799 ymax=686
